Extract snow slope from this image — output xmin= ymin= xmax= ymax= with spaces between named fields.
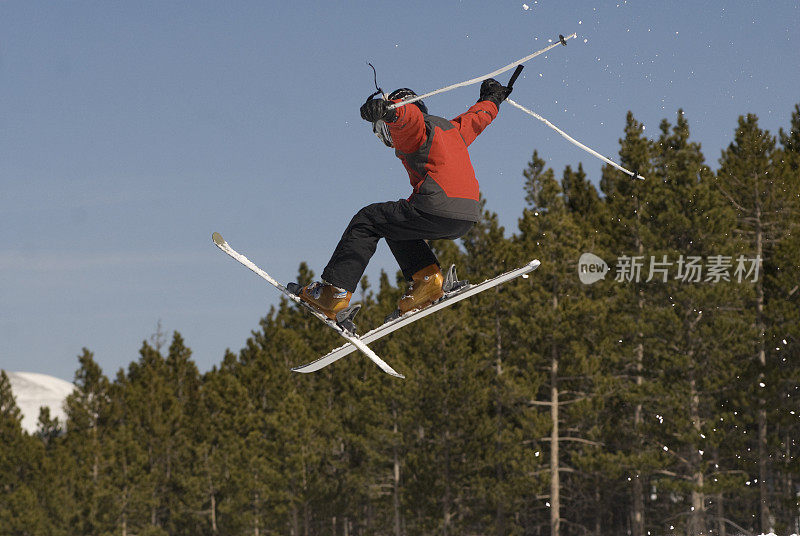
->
xmin=5 ymin=371 xmax=75 ymax=434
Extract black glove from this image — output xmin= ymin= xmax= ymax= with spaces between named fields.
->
xmin=479 ymin=78 xmax=512 ymax=107
xmin=360 ymin=98 xmax=397 ymax=123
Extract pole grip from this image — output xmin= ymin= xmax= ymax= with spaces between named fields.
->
xmin=507 ymin=65 xmax=524 ymax=89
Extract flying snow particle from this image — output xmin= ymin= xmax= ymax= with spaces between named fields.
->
xmin=663 ymin=446 xmax=669 ymax=451
xmin=523 ymin=3 xmax=530 ymax=10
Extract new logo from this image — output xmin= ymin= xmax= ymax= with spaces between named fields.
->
xmin=578 ymin=253 xmax=609 ymax=285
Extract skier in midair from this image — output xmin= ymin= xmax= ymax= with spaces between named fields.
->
xmin=292 ymin=79 xmax=513 ymax=320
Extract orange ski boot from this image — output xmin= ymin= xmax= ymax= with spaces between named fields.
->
xmin=397 ymin=264 xmax=445 ymax=315
xmin=295 ymin=281 xmax=352 ymax=321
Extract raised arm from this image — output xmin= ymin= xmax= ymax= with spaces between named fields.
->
xmin=451 ymin=100 xmax=498 ymax=146
xmin=451 ymin=77 xmax=513 ymax=146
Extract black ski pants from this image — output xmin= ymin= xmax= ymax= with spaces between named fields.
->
xmin=322 ymin=200 xmax=474 ymax=292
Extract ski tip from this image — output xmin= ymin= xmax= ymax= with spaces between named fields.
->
xmin=212 ymin=232 xmax=225 ymax=247
xmin=529 ymin=259 xmax=542 ymax=269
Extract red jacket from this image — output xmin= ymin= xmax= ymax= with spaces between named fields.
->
xmin=387 ymin=99 xmax=498 ymax=221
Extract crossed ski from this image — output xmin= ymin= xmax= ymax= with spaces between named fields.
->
xmin=213 ymin=232 xmax=539 ymax=378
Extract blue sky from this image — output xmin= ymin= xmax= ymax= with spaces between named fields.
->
xmin=2 ymin=1 xmax=798 ymax=381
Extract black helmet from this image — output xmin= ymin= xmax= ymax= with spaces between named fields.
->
xmin=388 ymin=88 xmax=427 ymax=115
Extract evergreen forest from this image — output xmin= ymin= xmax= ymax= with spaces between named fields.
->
xmin=2 ymin=106 xmax=800 ymax=536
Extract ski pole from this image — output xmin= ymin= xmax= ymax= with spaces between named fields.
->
xmin=388 ymin=33 xmax=576 ymax=111
xmin=506 ymin=98 xmax=645 ymax=180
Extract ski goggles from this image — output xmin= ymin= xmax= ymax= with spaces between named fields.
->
xmin=372 ymin=119 xmax=393 ymax=148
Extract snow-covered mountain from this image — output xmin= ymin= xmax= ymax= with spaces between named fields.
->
xmin=5 ymin=371 xmax=75 ymax=434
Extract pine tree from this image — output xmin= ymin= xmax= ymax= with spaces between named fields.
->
xmin=399 ymin=289 xmax=496 ymax=534
xmin=121 ymin=336 xmax=201 ymax=535
xmin=717 ymin=112 xmax=794 ymax=533
xmin=0 ymin=371 xmax=51 ymax=535
xmin=645 ymin=110 xmax=749 ymax=536
xmin=471 ymin=204 xmax=537 ymax=536
xmin=769 ymin=103 xmax=800 ymax=533
xmin=514 ymin=151 xmax=605 ymax=536
xmin=222 ymin=262 xmax=347 ymax=535
xmin=558 ymin=163 xmax=631 ymax=535
xmin=196 ymin=352 xmax=251 ymax=535
xmin=339 ymin=268 xmax=419 ymax=536
xmin=562 ymin=163 xmax=603 ymax=233
xmin=104 ymin=371 xmax=144 ymax=536
xmin=63 ymin=348 xmax=117 ymax=535
xmin=33 ymin=406 xmax=74 ymax=536
xmin=162 ymin=332 xmax=204 ymax=534
xmin=323 ymin=277 xmax=412 ymax=536
xmin=596 ymin=112 xmax=660 ymax=536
